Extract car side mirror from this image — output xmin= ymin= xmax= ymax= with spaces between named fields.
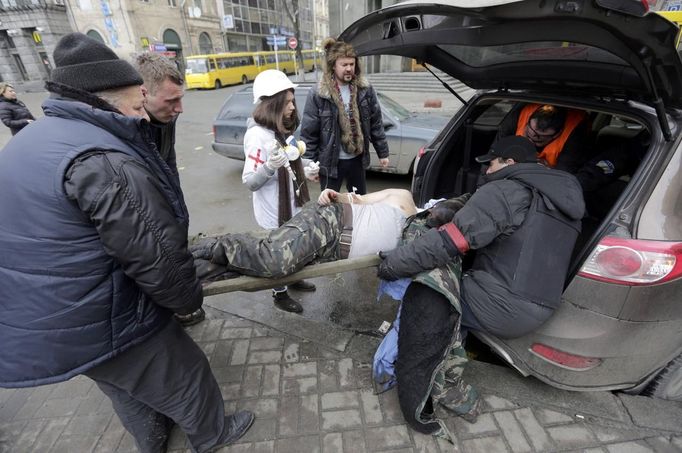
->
xmin=383 ymin=120 xmax=394 ymax=130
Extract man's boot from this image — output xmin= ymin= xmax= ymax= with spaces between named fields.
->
xmin=272 ymin=289 xmax=303 ymax=313
xmin=289 ymin=280 xmax=316 ymax=292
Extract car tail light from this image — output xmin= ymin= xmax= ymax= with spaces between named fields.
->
xmin=212 ymin=125 xmax=216 ymax=136
xmin=530 ymin=344 xmax=602 ymax=371
xmin=579 ymin=236 xmax=682 ymax=285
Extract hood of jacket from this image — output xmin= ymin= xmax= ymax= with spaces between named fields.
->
xmin=484 ymin=163 xmax=585 ymax=220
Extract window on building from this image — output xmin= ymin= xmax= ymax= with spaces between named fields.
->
xmin=168 ymin=0 xmax=177 ymax=6
xmin=0 ymin=30 xmax=16 ymax=49
xmin=195 ymin=0 xmax=202 ymax=10
xmin=198 ymin=32 xmax=213 ymax=54
xmin=248 ymin=0 xmax=256 ymax=6
xmin=86 ymin=29 xmax=105 ymax=43
xmin=13 ymin=54 xmax=29 ymax=81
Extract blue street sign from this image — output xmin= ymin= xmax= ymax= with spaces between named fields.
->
xmin=266 ymin=35 xmax=287 ymax=45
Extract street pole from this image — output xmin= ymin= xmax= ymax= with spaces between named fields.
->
xmin=273 ymin=35 xmax=280 ymax=70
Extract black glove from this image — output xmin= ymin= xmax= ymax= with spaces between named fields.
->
xmin=425 ymin=193 xmax=471 ymax=228
xmin=377 ymin=228 xmax=460 ymax=281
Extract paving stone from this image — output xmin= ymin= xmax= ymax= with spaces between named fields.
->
xmin=61 ymin=414 xmax=112 ymax=436
xmin=605 ymin=440 xmax=655 ymax=452
xmin=494 ymin=411 xmax=531 ymax=453
xmin=283 ymin=377 xmax=317 ymax=395
xmin=239 ymin=417 xmax=277 ymax=443
xmin=210 ymin=340 xmax=233 ymax=367
xmin=454 ymin=412 xmax=498 ymax=436
xmin=379 ymin=390 xmax=404 ymax=424
xmin=484 ymin=395 xmax=518 ymax=410
xmin=0 ymin=390 xmax=29 ymax=422
xmin=283 ymin=361 xmax=317 ymax=378
xmin=33 ymin=397 xmax=81 ymax=418
xmin=94 ymin=419 xmax=127 ymax=452
xmin=261 ymin=365 xmax=281 ymax=396
xmin=364 ymin=425 xmax=412 ymax=450
xmin=248 ymin=350 xmax=283 ymax=364
xmin=414 ymin=434 xmax=444 ymax=453
xmin=28 ymin=417 xmax=70 ymax=452
xmin=277 ymin=435 xmax=320 ymax=453
xmin=300 ymin=341 xmax=323 ymax=361
xmin=252 ymin=326 xmax=273 ymax=337
xmin=220 ymin=327 xmax=253 ymax=339
xmin=321 ymin=391 xmax=360 ymax=410
xmin=200 ymin=319 xmax=226 ymax=341
xmin=592 ymin=425 xmax=650 ymax=443
xmin=342 ymin=430 xmax=367 ymax=453
xmin=238 ymin=398 xmax=278 ymax=419
xmin=217 ymin=442 xmax=251 ymax=452
xmin=644 ymin=436 xmax=680 ymax=453
xmin=49 ymin=435 xmax=100 ymax=453
xmin=300 ymin=394 xmax=320 ymax=433
xmin=253 ymin=440 xmax=275 ymax=453
xmin=323 ymin=432 xmax=343 ymax=453
xmin=11 ymin=398 xmax=43 ymax=421
xmin=10 ymin=418 xmax=46 ymax=452
xmin=75 ymin=392 xmax=107 ymax=416
xmin=250 ymin=337 xmax=284 ymax=351
xmin=213 ymin=366 xmax=244 ymax=384
xmin=231 ymin=339 xmax=250 ymax=365
xmin=278 ymin=396 xmax=299 ymax=436
xmin=535 ymin=408 xmax=574 ymax=425
xmin=48 ymin=378 xmax=94 ymax=399
xmin=220 ymin=383 xmax=241 ymax=400
xmin=241 ymin=366 xmax=263 ymax=397
xmin=338 ymin=358 xmax=355 ymax=388
xmin=514 ymin=408 xmax=553 ymax=451
xmin=166 ymin=423 xmax=188 ymax=450
xmin=319 ymin=360 xmax=340 ymax=392
xmin=284 ymin=342 xmax=300 ymax=362
xmin=200 ymin=341 xmax=217 ymax=358
xmin=360 ymin=390 xmax=383 ymax=425
xmin=461 ymin=436 xmax=509 ymax=453
xmin=547 ymin=424 xmax=597 ymax=449
xmin=322 ymin=409 xmax=362 ymax=430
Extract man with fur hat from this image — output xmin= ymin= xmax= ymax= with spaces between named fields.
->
xmin=301 ymin=37 xmax=389 ymax=195
xmin=0 ymin=33 xmax=253 ymax=453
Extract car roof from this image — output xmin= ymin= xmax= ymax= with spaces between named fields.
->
xmin=339 ymin=0 xmax=682 ymax=109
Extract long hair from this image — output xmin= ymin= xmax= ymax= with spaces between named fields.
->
xmin=252 ymin=88 xmax=299 ymax=140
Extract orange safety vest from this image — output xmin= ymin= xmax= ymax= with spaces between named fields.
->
xmin=515 ymin=104 xmax=586 ymax=167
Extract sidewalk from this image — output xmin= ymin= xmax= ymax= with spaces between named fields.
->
xmin=2 ymin=306 xmax=682 ymax=453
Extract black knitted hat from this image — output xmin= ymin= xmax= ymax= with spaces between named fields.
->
xmin=50 ymin=33 xmax=143 ymax=92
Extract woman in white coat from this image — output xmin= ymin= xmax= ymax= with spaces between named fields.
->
xmin=242 ymin=69 xmax=319 ymax=313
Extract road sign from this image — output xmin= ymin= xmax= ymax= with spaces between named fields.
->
xmin=266 ymin=35 xmax=286 ymax=46
xmin=288 ymin=36 xmax=298 ymax=50
xmin=222 ymin=14 xmax=234 ymax=29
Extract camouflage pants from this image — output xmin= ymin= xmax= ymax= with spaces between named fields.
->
xmin=215 ymin=202 xmax=344 ymax=278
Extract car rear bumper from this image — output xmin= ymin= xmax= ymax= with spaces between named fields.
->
xmin=212 ymin=142 xmax=244 ymax=160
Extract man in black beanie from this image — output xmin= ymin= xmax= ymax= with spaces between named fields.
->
xmin=0 ymin=32 xmax=253 ymax=453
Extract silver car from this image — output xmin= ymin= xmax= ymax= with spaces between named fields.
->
xmin=342 ymin=0 xmax=682 ymax=400
xmin=211 ymin=84 xmax=449 ymax=175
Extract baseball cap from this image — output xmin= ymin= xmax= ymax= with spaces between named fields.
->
xmin=475 ymin=136 xmax=538 ymax=164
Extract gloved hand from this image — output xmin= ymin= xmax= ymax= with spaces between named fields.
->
xmin=265 ymin=150 xmax=288 ymax=171
xmin=189 ymin=237 xmax=218 ymax=260
xmin=425 ymin=193 xmax=472 ymax=228
xmin=304 ymin=161 xmax=320 ymax=179
xmin=377 ymin=228 xmax=460 ymax=281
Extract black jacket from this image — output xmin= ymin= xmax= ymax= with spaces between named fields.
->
xmin=300 ymin=75 xmax=389 ymax=178
xmin=0 ymin=97 xmax=35 ymax=135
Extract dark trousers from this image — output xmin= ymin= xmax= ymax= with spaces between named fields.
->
xmin=320 ymin=155 xmax=367 ymax=195
xmin=85 ymin=320 xmax=227 ymax=453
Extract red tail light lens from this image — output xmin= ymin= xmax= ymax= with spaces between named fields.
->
xmin=212 ymin=125 xmax=216 ymax=136
xmin=579 ymin=236 xmax=682 ymax=285
xmin=530 ymin=344 xmax=602 ymax=371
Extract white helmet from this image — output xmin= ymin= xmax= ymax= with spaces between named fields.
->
xmin=252 ymin=69 xmax=297 ymax=104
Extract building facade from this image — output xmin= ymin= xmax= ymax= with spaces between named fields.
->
xmin=0 ymin=0 xmax=71 ymax=84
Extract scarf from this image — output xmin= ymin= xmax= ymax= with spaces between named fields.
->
xmin=275 ymin=135 xmax=310 ymax=226
xmin=324 ymin=73 xmax=364 ymax=156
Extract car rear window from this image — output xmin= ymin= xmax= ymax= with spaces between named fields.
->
xmin=439 ymin=41 xmax=626 ymax=68
xmin=218 ymin=93 xmax=254 ymax=120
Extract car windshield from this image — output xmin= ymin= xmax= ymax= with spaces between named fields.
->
xmin=186 ymin=58 xmax=208 ymax=74
xmin=439 ymin=41 xmax=626 ymax=68
xmin=377 ymin=91 xmax=410 ymax=121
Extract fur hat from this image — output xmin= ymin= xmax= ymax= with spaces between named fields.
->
xmin=322 ymin=37 xmax=361 ymax=77
xmin=50 ymin=33 xmax=143 ymax=93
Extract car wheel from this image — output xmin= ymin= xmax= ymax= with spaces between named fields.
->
xmin=215 ymin=80 xmax=222 ymax=89
xmin=241 ymin=75 xmax=248 ymax=85
xmin=643 ymin=352 xmax=682 ymax=401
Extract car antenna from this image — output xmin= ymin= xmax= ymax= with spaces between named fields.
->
xmin=420 ymin=61 xmax=468 ymax=106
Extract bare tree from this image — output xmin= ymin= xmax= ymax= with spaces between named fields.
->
xmin=281 ymin=0 xmax=304 ymax=73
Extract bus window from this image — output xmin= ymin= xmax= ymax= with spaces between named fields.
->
xmin=186 ymin=58 xmax=208 ymax=74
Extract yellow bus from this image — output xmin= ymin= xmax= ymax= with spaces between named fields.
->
xmin=253 ymin=51 xmax=297 ymax=74
xmin=300 ymin=49 xmax=319 ymax=72
xmin=657 ymin=10 xmax=682 ymax=48
xmin=185 ymin=52 xmax=260 ymax=89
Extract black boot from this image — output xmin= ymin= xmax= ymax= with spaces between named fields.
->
xmin=289 ymin=280 xmax=316 ymax=292
xmin=206 ymin=410 xmax=255 ymax=452
xmin=273 ymin=290 xmax=303 ymax=313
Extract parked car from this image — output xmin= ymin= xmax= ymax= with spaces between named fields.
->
xmin=211 ymin=83 xmax=449 ymax=174
xmin=341 ymin=0 xmax=682 ymax=400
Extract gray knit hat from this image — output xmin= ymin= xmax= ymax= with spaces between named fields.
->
xmin=50 ymin=33 xmax=143 ymax=92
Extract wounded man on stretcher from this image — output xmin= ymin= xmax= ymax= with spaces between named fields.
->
xmin=190 ymin=188 xmax=469 ymax=281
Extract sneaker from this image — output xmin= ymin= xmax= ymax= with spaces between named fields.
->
xmin=273 ymin=291 xmax=303 ymax=313
xmin=289 ymin=280 xmax=317 ymax=292
xmin=174 ymin=307 xmax=206 ymax=327
xmin=206 ymin=410 xmax=255 ymax=452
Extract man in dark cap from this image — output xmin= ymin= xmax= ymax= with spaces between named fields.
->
xmin=375 ymin=136 xmax=585 ymax=438
xmin=0 ymin=33 xmax=253 ymax=453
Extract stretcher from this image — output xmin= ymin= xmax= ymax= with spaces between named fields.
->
xmin=201 ymin=255 xmax=382 ymax=296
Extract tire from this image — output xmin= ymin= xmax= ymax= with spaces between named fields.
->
xmin=241 ymin=75 xmax=248 ymax=85
xmin=643 ymin=352 xmax=682 ymax=401
xmin=214 ymin=79 xmax=222 ymax=90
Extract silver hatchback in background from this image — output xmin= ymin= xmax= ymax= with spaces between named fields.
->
xmin=211 ymin=83 xmax=449 ymax=175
